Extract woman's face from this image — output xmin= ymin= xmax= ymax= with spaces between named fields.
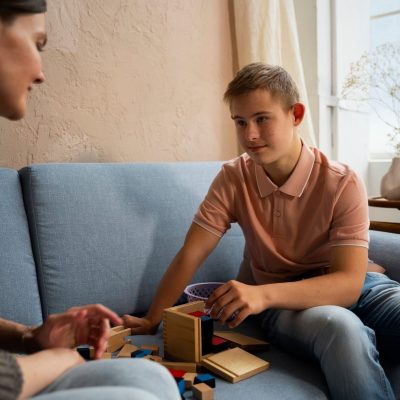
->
xmin=0 ymin=13 xmax=46 ymax=120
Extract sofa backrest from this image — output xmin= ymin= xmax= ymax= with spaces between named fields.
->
xmin=19 ymin=163 xmax=245 ymax=318
xmin=0 ymin=168 xmax=43 ymax=325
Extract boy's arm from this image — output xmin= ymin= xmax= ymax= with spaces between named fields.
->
xmin=208 ymin=245 xmax=368 ymax=327
xmin=123 ymin=222 xmax=221 ymax=333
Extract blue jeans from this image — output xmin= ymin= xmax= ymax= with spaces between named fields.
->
xmin=259 ymin=272 xmax=400 ymax=400
xmin=32 ymin=359 xmax=180 ymax=400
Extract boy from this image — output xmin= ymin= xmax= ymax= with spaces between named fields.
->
xmin=124 ymin=63 xmax=399 ymax=399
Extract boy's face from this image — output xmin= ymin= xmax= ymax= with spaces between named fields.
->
xmin=0 ymin=13 xmax=46 ymax=120
xmin=230 ymin=88 xmax=304 ymax=169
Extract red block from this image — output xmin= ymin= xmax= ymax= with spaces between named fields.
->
xmin=189 ymin=311 xmax=208 ymax=318
xmin=169 ymin=369 xmax=186 ymax=378
xmin=212 ymin=336 xmax=228 ymax=346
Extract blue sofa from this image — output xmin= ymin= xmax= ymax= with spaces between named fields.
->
xmin=0 ymin=162 xmax=399 ymax=399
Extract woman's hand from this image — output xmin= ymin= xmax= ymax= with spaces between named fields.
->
xmin=206 ymin=280 xmax=268 ymax=328
xmin=122 ymin=315 xmax=159 ymax=335
xmin=26 ymin=304 xmax=122 ymax=359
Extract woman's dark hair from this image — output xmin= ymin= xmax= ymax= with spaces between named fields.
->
xmin=0 ymin=0 xmax=47 ymax=23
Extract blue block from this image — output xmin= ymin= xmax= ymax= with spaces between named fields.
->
xmin=194 ymin=373 xmax=216 ymax=388
xmin=131 ymin=349 xmax=152 ymax=358
xmin=175 ymin=377 xmax=185 ymax=395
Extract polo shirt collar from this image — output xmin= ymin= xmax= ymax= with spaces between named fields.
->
xmin=255 ymin=142 xmax=315 ymax=198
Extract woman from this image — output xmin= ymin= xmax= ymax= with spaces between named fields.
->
xmin=0 ymin=1 xmax=180 ymax=399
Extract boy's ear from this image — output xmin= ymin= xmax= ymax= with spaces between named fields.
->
xmin=292 ymin=103 xmax=305 ymax=126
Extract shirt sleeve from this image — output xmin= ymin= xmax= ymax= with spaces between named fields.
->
xmin=0 ymin=351 xmax=23 ymax=400
xmin=329 ymin=171 xmax=369 ymax=248
xmin=193 ymin=165 xmax=237 ymax=237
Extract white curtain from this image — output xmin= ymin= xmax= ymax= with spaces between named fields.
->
xmin=233 ymin=0 xmax=316 ymax=147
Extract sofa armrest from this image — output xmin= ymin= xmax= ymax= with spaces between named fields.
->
xmin=369 ymin=230 xmax=400 ymax=283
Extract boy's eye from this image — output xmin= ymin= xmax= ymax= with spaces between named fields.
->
xmin=256 ymin=116 xmax=269 ymax=124
xmin=235 ymin=120 xmax=246 ymax=127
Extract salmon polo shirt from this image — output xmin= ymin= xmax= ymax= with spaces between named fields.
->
xmin=193 ymin=143 xmax=369 ymax=284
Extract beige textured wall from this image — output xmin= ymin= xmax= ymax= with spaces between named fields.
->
xmin=0 ymin=0 xmax=237 ymax=169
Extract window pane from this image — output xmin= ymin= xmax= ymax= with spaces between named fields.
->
xmin=369 ymin=3 xmax=400 ymax=155
xmin=370 ymin=0 xmax=400 ymax=17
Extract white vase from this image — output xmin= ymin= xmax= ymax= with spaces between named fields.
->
xmin=380 ymin=157 xmax=400 ymax=200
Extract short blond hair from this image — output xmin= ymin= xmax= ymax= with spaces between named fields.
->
xmin=224 ymin=63 xmax=300 ymax=109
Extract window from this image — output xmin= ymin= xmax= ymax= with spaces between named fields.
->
xmin=369 ymin=0 xmax=400 ymax=158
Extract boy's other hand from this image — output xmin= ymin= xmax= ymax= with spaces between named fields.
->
xmin=122 ymin=315 xmax=159 ymax=335
xmin=206 ymin=280 xmax=267 ymax=328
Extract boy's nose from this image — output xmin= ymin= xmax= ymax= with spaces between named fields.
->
xmin=244 ymin=122 xmax=260 ymax=142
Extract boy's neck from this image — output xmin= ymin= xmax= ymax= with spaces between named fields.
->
xmin=261 ymin=137 xmax=303 ymax=187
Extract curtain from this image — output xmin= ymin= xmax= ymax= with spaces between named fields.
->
xmin=233 ymin=0 xmax=316 ymax=147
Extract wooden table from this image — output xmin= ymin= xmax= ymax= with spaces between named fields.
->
xmin=368 ymin=197 xmax=400 ymax=233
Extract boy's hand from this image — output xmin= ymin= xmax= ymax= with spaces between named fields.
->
xmin=122 ymin=315 xmax=159 ymax=335
xmin=206 ymin=280 xmax=267 ymax=328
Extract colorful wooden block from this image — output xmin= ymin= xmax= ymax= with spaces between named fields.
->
xmin=101 ymin=352 xmax=112 ymax=359
xmin=189 ymin=311 xmax=208 ymax=318
xmin=144 ymin=354 xmax=162 ymax=363
xmin=201 ymin=347 xmax=269 ymax=383
xmin=192 ymin=383 xmax=214 ymax=400
xmin=169 ymin=369 xmax=186 ymax=379
xmin=175 ymin=377 xmax=185 ymax=395
xmin=131 ymin=349 xmax=153 ymax=358
xmin=163 ymin=301 xmax=204 ymax=363
xmin=183 ymin=372 xmax=197 ymax=389
xmin=107 ymin=327 xmax=131 ymax=352
xmin=200 ymin=316 xmax=214 ymax=355
xmin=211 ymin=336 xmax=229 ymax=352
xmin=160 ymin=361 xmax=198 ymax=372
xmin=76 ymin=346 xmax=91 ymax=360
xmin=110 ymin=325 xmax=125 ymax=332
xmin=213 ymin=331 xmax=269 ymax=351
xmin=117 ymin=343 xmax=139 ymax=358
xmin=194 ymin=373 xmax=215 ymax=388
xmin=140 ymin=344 xmax=159 ymax=356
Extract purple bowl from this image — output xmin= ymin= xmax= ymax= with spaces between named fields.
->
xmin=184 ymin=282 xmax=224 ymax=303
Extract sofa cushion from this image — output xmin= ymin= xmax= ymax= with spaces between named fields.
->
xmin=369 ymin=230 xmax=400 ymax=282
xmin=19 ymin=163 xmax=244 ymax=318
xmin=0 ymin=168 xmax=42 ymax=325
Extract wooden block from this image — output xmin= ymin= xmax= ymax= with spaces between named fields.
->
xmin=117 ymin=343 xmax=139 ymax=358
xmin=176 ymin=377 xmax=186 ymax=395
xmin=140 ymin=344 xmax=159 ymax=356
xmin=163 ymin=302 xmax=204 ymax=363
xmin=160 ymin=361 xmax=198 ymax=372
xmin=201 ymin=347 xmax=269 ymax=383
xmin=194 ymin=373 xmax=215 ymax=388
xmin=211 ymin=336 xmax=229 ymax=353
xmin=107 ymin=328 xmax=131 ymax=352
xmin=192 ymin=383 xmax=214 ymax=400
xmin=183 ymin=372 xmax=197 ymax=389
xmin=214 ymin=331 xmax=269 ymax=351
xmin=111 ymin=325 xmax=125 ymax=333
xmin=169 ymin=369 xmax=186 ymax=378
xmin=131 ymin=349 xmax=152 ymax=358
xmin=101 ymin=352 xmax=112 ymax=359
xmin=76 ymin=346 xmax=91 ymax=360
xmin=144 ymin=355 xmax=162 ymax=363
